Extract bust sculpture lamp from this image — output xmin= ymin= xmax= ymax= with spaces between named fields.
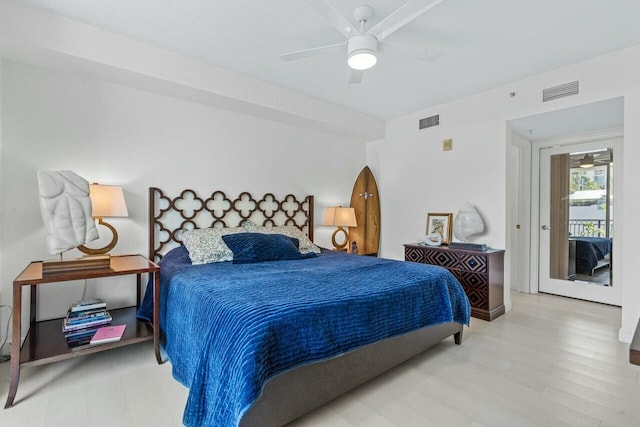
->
xmin=450 ymin=203 xmax=487 ymax=251
xmin=323 ymin=206 xmax=357 ymax=250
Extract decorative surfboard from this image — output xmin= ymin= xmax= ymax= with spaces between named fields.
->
xmin=348 ymin=166 xmax=380 ymax=256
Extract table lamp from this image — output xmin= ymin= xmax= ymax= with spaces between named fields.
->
xmin=78 ymin=184 xmax=129 ymax=255
xmin=323 ymin=206 xmax=357 ymax=250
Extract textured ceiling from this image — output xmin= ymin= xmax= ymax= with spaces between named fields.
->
xmin=18 ymin=0 xmax=640 ymax=119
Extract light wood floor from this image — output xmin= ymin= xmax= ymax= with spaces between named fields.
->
xmin=1 ymin=292 xmax=638 ymax=427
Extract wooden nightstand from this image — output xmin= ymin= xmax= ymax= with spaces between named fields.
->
xmin=404 ymin=244 xmax=505 ymax=321
xmin=334 ymin=247 xmax=378 ymax=257
xmin=4 ymin=254 xmax=160 ymax=408
xmin=351 ymin=251 xmax=378 ymax=256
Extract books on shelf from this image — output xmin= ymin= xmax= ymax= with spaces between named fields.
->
xmin=90 ymin=324 xmax=126 ymax=345
xmin=68 ymin=325 xmax=127 ymax=350
xmin=65 ymin=328 xmax=97 ymax=342
xmin=66 ymin=309 xmax=109 ymax=322
xmin=66 ymin=329 xmax=96 ymax=349
xmin=69 ymin=298 xmax=107 ymax=312
xmin=64 ymin=298 xmax=114 ymax=349
xmin=62 ymin=315 xmax=112 ymax=333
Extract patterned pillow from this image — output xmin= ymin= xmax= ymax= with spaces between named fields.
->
xmin=182 ymin=227 xmax=245 ymax=265
xmin=222 ymin=233 xmax=315 ymax=264
xmin=243 ymin=221 xmax=321 ymax=255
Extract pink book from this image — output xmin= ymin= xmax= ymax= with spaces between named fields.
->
xmin=90 ymin=324 xmax=126 ymax=345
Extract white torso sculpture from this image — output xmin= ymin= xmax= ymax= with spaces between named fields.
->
xmin=37 ymin=170 xmax=99 ymax=255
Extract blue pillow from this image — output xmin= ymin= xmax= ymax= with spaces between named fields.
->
xmin=221 ymin=233 xmax=316 ymax=264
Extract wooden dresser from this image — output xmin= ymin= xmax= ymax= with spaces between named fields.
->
xmin=404 ymin=244 xmax=505 ymax=321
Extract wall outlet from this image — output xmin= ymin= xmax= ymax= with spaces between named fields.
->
xmin=442 ymin=139 xmax=453 ymax=151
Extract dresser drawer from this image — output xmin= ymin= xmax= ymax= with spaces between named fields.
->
xmin=455 ymin=270 xmax=488 ymax=288
xmin=454 ymin=271 xmax=489 ymax=309
xmin=404 ymin=246 xmax=426 ymax=263
xmin=422 ymin=250 xmax=487 ymax=273
xmin=423 ymin=248 xmax=458 ymax=268
xmin=456 ymin=253 xmax=487 ymax=273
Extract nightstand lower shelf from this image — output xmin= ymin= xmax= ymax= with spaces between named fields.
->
xmin=20 ymin=307 xmax=153 ymax=367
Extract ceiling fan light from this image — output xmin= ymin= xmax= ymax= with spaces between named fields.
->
xmin=348 ymin=50 xmax=377 ymax=70
xmin=347 ymin=34 xmax=378 ymax=71
xmin=579 ymin=153 xmax=595 ymax=168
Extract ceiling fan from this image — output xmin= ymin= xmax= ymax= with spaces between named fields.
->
xmin=280 ymin=0 xmax=446 ymax=84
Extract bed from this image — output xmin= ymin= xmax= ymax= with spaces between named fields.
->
xmin=570 ymin=236 xmax=611 ymax=275
xmin=141 ymin=187 xmax=471 ymax=427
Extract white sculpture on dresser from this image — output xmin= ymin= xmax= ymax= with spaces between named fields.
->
xmin=419 ymin=233 xmax=442 ymax=247
xmin=453 ymin=203 xmax=484 ymax=242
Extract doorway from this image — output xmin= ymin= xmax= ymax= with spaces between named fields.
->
xmin=506 ymin=96 xmax=623 ymax=306
xmin=538 ymin=141 xmax=619 ymax=305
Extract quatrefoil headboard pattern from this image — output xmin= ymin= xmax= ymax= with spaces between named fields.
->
xmin=148 ymin=187 xmax=314 ymax=262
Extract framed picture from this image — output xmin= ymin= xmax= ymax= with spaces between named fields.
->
xmin=426 ymin=213 xmax=453 ymax=245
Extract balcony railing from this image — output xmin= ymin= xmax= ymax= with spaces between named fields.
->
xmin=569 ymin=219 xmax=613 ymax=238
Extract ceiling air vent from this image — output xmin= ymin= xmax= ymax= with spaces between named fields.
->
xmin=419 ymin=114 xmax=439 ymax=129
xmin=543 ymin=80 xmax=579 ymax=102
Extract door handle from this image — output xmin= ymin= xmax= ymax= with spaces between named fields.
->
xmin=541 ymin=225 xmax=551 ymax=230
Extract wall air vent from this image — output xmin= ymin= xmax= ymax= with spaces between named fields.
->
xmin=419 ymin=114 xmax=439 ymax=129
xmin=543 ymin=81 xmax=579 ymax=102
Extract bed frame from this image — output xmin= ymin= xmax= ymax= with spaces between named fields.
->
xmin=148 ymin=187 xmax=463 ymax=427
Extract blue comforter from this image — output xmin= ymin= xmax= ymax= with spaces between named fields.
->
xmin=139 ymin=246 xmax=470 ymax=427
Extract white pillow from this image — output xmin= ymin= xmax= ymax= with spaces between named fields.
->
xmin=243 ymin=221 xmax=321 ymax=255
xmin=182 ymin=227 xmax=245 ymax=265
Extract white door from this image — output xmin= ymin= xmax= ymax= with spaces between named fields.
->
xmin=539 ymin=140 xmax=620 ymax=305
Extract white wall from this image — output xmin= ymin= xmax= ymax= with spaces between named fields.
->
xmin=0 ymin=61 xmax=4 ymax=339
xmin=371 ymin=91 xmax=508 ymax=261
xmin=368 ymin=44 xmax=640 ymax=341
xmin=0 ymin=60 xmax=365 ymax=341
xmin=507 ymin=132 xmax=532 ymax=292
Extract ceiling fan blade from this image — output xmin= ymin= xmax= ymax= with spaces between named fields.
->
xmin=379 ymin=41 xmax=429 ymax=61
xmin=348 ymin=69 xmax=363 ymax=84
xmin=279 ymin=43 xmax=344 ymax=62
xmin=368 ymin=0 xmax=446 ymax=41
xmin=379 ymin=41 xmax=442 ymax=62
xmin=302 ymin=0 xmax=359 ymax=39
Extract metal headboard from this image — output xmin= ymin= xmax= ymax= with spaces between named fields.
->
xmin=148 ymin=187 xmax=314 ymax=262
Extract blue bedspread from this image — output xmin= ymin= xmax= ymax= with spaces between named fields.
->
xmin=139 ymin=246 xmax=470 ymax=427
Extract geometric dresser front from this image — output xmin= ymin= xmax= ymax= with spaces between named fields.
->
xmin=404 ymin=244 xmax=505 ymax=321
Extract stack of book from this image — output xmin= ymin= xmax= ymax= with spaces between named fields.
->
xmin=63 ymin=298 xmax=112 ymax=348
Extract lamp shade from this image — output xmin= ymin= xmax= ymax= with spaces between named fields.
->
xmin=323 ymin=207 xmax=357 ymax=227
xmin=89 ymin=184 xmax=128 ymax=218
